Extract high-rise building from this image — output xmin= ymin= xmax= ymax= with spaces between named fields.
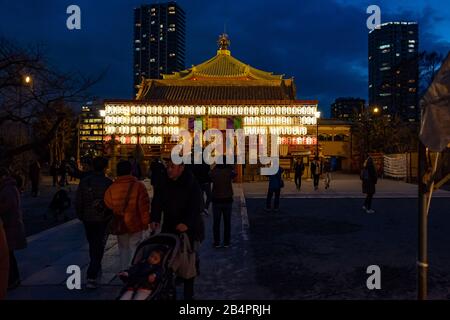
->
xmin=79 ymin=100 xmax=105 ymax=157
xmin=133 ymin=2 xmax=185 ymax=96
xmin=369 ymin=22 xmax=419 ymax=122
xmin=331 ymin=97 xmax=365 ymax=120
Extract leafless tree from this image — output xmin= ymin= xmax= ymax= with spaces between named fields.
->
xmin=0 ymin=38 xmax=105 ymax=166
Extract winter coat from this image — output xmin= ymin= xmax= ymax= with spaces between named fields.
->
xmin=0 ymin=219 xmax=8 ymax=300
xmin=192 ymin=163 xmax=211 ymax=184
xmin=294 ymin=162 xmax=305 ymax=175
xmin=151 ymin=169 xmax=204 ymax=243
xmin=210 ymin=165 xmax=235 ymax=203
xmin=76 ymin=172 xmax=113 ymax=222
xmin=104 ymin=176 xmax=150 ymax=234
xmin=268 ymin=167 xmax=284 ymax=190
xmin=361 ymin=160 xmax=378 ymax=195
xmin=0 ymin=177 xmax=27 ymax=250
xmin=310 ymin=161 xmax=321 ymax=176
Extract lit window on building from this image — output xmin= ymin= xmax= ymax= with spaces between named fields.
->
xmin=169 ymin=53 xmax=176 ymax=57
xmin=136 ymin=48 xmax=140 ymax=51
xmin=150 ymin=58 xmax=155 ymax=62
xmin=151 ymin=21 xmax=155 ymax=25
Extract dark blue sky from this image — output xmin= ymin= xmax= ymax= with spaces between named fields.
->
xmin=1 ymin=0 xmax=449 ymax=116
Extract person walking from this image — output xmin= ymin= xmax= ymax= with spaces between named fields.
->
xmin=265 ymin=166 xmax=284 ymax=213
xmin=210 ymin=163 xmax=236 ymax=248
xmin=0 ymin=167 xmax=27 ymax=291
xmin=193 ymin=163 xmax=212 ymax=216
xmin=104 ymin=160 xmax=150 ymax=270
xmin=50 ymin=161 xmax=60 ymax=187
xmin=0 ymin=218 xmax=9 ymax=299
xmin=323 ymin=159 xmax=331 ymax=190
xmin=293 ymin=158 xmax=305 ymax=191
xmin=361 ymin=155 xmax=378 ymax=214
xmin=28 ymin=160 xmax=40 ymax=197
xmin=151 ymin=158 xmax=204 ymax=300
xmin=310 ymin=157 xmax=321 ymax=191
xmin=76 ymin=157 xmax=113 ymax=289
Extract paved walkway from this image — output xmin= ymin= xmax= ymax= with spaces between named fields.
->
xmin=244 ymin=173 xmax=450 ymax=198
xmin=7 ymin=173 xmax=450 ymax=300
xmin=7 ymin=184 xmax=251 ymax=300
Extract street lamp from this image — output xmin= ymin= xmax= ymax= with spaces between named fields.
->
xmin=373 ymin=107 xmax=380 ymax=115
xmin=24 ymin=75 xmax=31 ymax=84
xmin=315 ymin=111 xmax=321 ymax=157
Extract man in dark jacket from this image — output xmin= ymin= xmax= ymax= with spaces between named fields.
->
xmin=75 ymin=157 xmax=113 ymax=289
xmin=29 ymin=160 xmax=40 ymax=197
xmin=0 ymin=167 xmax=27 ymax=290
xmin=361 ymin=156 xmax=378 ymax=214
xmin=151 ymin=159 xmax=204 ymax=300
xmin=310 ymin=157 xmax=322 ymax=191
xmin=210 ymin=163 xmax=236 ymax=248
xmin=193 ymin=163 xmax=212 ymax=216
xmin=293 ymin=158 xmax=305 ymax=191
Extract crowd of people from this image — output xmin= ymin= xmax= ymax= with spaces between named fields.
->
xmin=0 ymin=153 xmax=379 ymax=300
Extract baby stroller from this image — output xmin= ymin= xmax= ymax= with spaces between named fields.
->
xmin=116 ymin=233 xmax=180 ymax=300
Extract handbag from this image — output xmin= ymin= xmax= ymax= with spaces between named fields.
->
xmin=171 ymin=233 xmax=197 ymax=279
xmin=109 ymin=182 xmax=135 ymax=235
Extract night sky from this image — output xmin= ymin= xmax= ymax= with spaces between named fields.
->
xmin=1 ymin=0 xmax=449 ymax=116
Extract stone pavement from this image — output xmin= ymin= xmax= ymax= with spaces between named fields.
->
xmin=244 ymin=173 xmax=450 ymax=198
xmin=6 ymin=183 xmax=253 ymax=300
xmin=7 ymin=173 xmax=450 ymax=300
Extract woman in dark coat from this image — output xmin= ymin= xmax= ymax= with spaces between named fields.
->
xmin=361 ymin=156 xmax=378 ymax=213
xmin=0 ymin=167 xmax=27 ymax=290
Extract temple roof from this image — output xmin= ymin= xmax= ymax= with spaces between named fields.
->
xmin=139 ymin=79 xmax=295 ymax=101
xmin=136 ymin=34 xmax=296 ymax=101
xmin=162 ymin=33 xmax=284 ymax=81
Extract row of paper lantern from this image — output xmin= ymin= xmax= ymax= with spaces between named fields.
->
xmin=105 ymin=104 xmax=318 ymax=116
xmin=105 ymin=105 xmax=206 ymax=116
xmin=105 ymin=116 xmax=180 ymax=125
xmin=278 ymin=136 xmax=317 ymax=145
xmin=105 ymin=126 xmax=179 ymax=135
xmin=243 ymin=126 xmax=308 ymax=136
xmin=243 ymin=117 xmax=315 ymax=126
xmin=117 ymin=136 xmax=163 ymax=145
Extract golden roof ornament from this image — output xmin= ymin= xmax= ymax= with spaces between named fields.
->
xmin=217 ymin=33 xmax=231 ymax=55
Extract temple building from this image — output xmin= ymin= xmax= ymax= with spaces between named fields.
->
xmin=103 ymin=34 xmax=331 ymax=181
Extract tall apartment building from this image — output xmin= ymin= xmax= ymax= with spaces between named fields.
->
xmin=133 ymin=2 xmax=186 ymax=95
xmin=331 ymin=97 xmax=365 ymax=120
xmin=369 ymin=22 xmax=419 ymax=122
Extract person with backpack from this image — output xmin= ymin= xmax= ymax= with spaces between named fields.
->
xmin=75 ymin=157 xmax=113 ymax=289
xmin=361 ymin=155 xmax=378 ymax=214
xmin=104 ymin=160 xmax=150 ymax=271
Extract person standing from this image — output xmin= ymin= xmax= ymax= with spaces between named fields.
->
xmin=361 ymin=155 xmax=378 ymax=214
xmin=50 ymin=161 xmax=60 ymax=187
xmin=210 ymin=163 xmax=236 ymax=248
xmin=0 ymin=167 xmax=27 ymax=291
xmin=293 ymin=158 xmax=305 ymax=191
xmin=76 ymin=157 xmax=113 ymax=289
xmin=310 ymin=157 xmax=321 ymax=191
xmin=29 ymin=160 xmax=40 ymax=197
xmin=0 ymin=218 xmax=9 ymax=299
xmin=104 ymin=160 xmax=150 ymax=270
xmin=59 ymin=160 xmax=68 ymax=186
xmin=323 ymin=159 xmax=331 ymax=190
xmin=265 ymin=167 xmax=284 ymax=213
xmin=151 ymin=158 xmax=204 ymax=300
xmin=193 ymin=163 xmax=212 ymax=216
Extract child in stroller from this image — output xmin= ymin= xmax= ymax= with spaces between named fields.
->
xmin=118 ymin=248 xmax=164 ymax=300
xmin=116 ymin=233 xmax=179 ymax=300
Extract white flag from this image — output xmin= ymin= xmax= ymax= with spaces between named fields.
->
xmin=420 ymin=52 xmax=450 ymax=152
